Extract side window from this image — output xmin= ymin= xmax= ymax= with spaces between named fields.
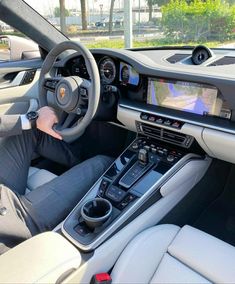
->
xmin=0 ymin=20 xmax=40 ymax=62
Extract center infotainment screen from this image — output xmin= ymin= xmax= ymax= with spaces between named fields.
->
xmin=147 ymin=78 xmax=221 ymax=116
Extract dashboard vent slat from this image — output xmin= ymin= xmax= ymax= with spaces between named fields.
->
xmin=166 ymin=54 xmax=189 ymax=64
xmin=163 ymin=131 xmax=185 ymax=143
xmin=141 ymin=125 xmax=161 ymax=138
xmin=137 ymin=122 xmax=193 ymax=148
xmin=209 ymin=56 xmax=235 ymax=66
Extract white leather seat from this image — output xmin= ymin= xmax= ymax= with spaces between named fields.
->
xmin=111 ymin=224 xmax=235 ymax=283
xmin=26 ymin=166 xmax=57 ymax=194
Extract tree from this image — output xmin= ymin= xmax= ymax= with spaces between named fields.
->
xmin=59 ymin=0 xmax=66 ymax=34
xmin=54 ymin=7 xmax=70 ymax=17
xmin=80 ymin=0 xmax=88 ymax=30
xmin=146 ymin=0 xmax=169 ymax=22
xmin=161 ymin=0 xmax=235 ymax=42
xmin=109 ymin=0 xmax=115 ymax=34
xmin=225 ymin=0 xmax=235 ymax=5
xmin=147 ymin=0 xmax=153 ymax=21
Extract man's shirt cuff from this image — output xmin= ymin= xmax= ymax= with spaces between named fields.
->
xmin=20 ymin=114 xmax=32 ymax=130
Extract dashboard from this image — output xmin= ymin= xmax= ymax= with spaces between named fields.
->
xmin=55 ymin=45 xmax=235 ymax=163
xmin=57 ymin=46 xmax=235 ymax=123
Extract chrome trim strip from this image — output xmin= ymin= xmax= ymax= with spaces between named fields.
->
xmin=119 ymin=103 xmax=235 ymax=135
xmin=62 ymin=152 xmax=201 ymax=251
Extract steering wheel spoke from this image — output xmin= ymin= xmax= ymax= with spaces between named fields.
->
xmin=43 ymin=77 xmax=60 ymax=93
xmin=76 ymin=106 xmax=88 ymax=116
xmin=79 ymin=79 xmax=91 ymax=100
xmin=55 ymin=112 xmax=79 ymax=131
xmin=80 ymin=78 xmax=91 ymax=90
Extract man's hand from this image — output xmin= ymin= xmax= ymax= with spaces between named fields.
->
xmin=36 ymin=106 xmax=62 ymax=140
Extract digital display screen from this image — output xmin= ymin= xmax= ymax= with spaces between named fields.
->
xmin=120 ymin=62 xmax=139 ymax=86
xmin=147 ymin=78 xmax=221 ymax=116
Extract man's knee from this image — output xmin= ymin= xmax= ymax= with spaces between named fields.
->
xmin=90 ymin=155 xmax=114 ymax=170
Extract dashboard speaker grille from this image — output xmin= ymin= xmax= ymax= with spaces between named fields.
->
xmin=209 ymin=56 xmax=235 ymax=66
xmin=166 ymin=53 xmax=189 ymax=64
xmin=137 ymin=122 xmax=193 ymax=148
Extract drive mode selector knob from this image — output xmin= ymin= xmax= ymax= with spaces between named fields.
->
xmin=138 ymin=148 xmax=148 ymax=164
xmin=132 ymin=142 xmax=139 ymax=150
xmin=167 ymin=154 xmax=175 ymax=163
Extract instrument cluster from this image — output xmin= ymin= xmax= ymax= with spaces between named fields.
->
xmin=62 ymin=55 xmax=140 ymax=87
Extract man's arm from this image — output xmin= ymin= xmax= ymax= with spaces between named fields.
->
xmin=0 ymin=107 xmax=62 ymax=140
xmin=36 ymin=107 xmax=62 ymax=140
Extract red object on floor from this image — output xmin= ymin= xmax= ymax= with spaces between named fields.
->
xmin=91 ymin=273 xmax=112 ymax=284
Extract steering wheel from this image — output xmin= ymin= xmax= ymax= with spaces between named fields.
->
xmin=38 ymin=41 xmax=100 ymax=142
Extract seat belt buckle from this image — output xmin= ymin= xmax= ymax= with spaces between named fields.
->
xmin=91 ymin=273 xmax=112 ymax=284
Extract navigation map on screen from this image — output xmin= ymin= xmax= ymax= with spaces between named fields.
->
xmin=147 ymin=79 xmax=218 ymax=116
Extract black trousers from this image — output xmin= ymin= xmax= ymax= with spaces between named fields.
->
xmin=0 ymin=129 xmax=80 ymax=195
xmin=0 ymin=130 xmax=113 ymax=254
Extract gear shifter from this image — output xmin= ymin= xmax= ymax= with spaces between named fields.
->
xmin=119 ymin=148 xmax=153 ymax=189
xmin=138 ymin=149 xmax=148 ymax=165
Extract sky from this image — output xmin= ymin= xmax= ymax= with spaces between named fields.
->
xmin=24 ymin=0 xmax=148 ymax=16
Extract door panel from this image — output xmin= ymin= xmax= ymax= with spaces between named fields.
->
xmin=0 ymin=58 xmax=42 ymax=114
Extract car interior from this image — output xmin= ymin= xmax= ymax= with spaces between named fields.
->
xmin=0 ymin=0 xmax=235 ymax=283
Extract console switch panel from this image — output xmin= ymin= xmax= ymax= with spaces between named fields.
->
xmin=105 ymin=186 xmax=126 ymax=202
xmin=98 ymin=179 xmax=110 ymax=197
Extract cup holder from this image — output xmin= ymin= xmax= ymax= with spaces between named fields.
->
xmin=81 ymin=198 xmax=112 ymax=229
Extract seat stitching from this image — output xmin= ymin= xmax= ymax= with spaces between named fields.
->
xmin=148 ymin=227 xmax=180 ymax=283
xmin=166 ymin=226 xmax=211 ymax=281
xmin=166 ymin=251 xmax=211 ymax=283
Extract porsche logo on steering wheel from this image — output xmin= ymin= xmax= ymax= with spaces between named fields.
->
xmin=59 ymin=87 xmax=66 ymax=100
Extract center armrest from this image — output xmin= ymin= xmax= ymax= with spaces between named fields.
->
xmin=0 ymin=232 xmax=81 ymax=283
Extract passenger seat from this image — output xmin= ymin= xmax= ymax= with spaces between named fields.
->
xmin=111 ymin=224 xmax=235 ymax=283
xmin=26 ymin=167 xmax=57 ymax=194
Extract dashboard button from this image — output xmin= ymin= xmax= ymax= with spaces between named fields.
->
xmin=74 ymin=224 xmax=90 ymax=236
xmin=163 ymin=149 xmax=168 ymax=155
xmin=141 ymin=113 xmax=149 ymax=120
xmin=98 ymin=179 xmax=110 ymax=197
xmin=172 ymin=121 xmax=182 ymax=128
xmin=119 ymin=194 xmax=136 ymax=210
xmin=143 ymin=145 xmax=150 ymax=151
xmin=151 ymin=148 xmax=157 ymax=154
xmin=106 ymin=186 xmax=126 ymax=202
xmin=156 ymin=118 xmax=164 ymax=124
xmin=148 ymin=116 xmax=156 ymax=122
xmin=164 ymin=119 xmax=172 ymax=126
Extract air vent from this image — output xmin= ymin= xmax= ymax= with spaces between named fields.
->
xmin=209 ymin=56 xmax=235 ymax=66
xmin=141 ymin=124 xmax=161 ymax=138
xmin=136 ymin=122 xmax=193 ymax=148
xmin=166 ymin=54 xmax=189 ymax=64
xmin=163 ymin=129 xmax=186 ymax=144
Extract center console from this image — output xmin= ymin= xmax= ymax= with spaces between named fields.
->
xmin=62 ymin=135 xmax=207 ymax=251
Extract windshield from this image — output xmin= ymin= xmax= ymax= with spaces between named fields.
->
xmin=22 ymin=0 xmax=235 ymax=49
